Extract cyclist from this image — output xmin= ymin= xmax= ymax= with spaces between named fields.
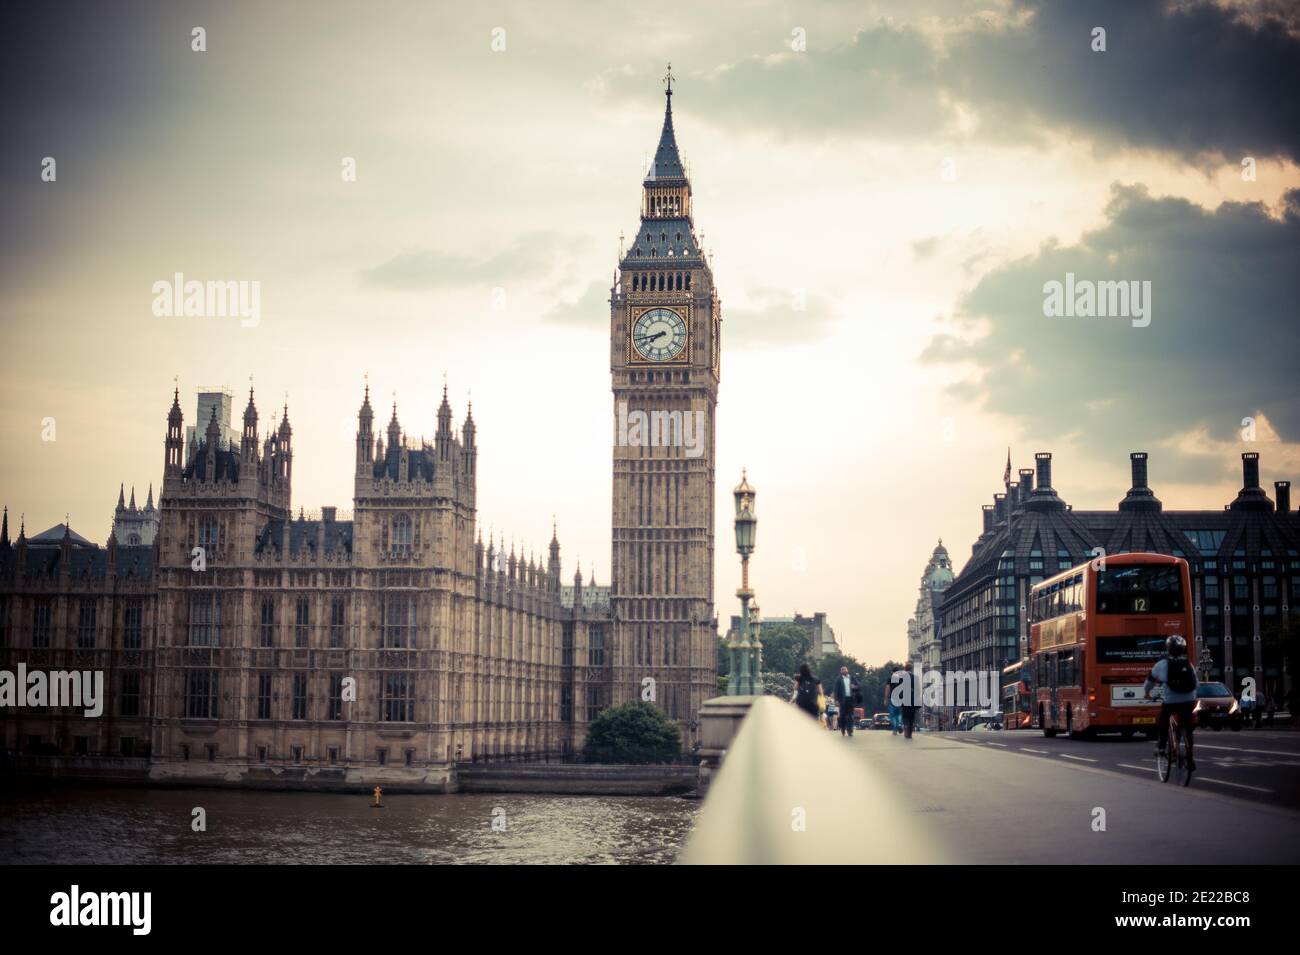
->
xmin=1143 ymin=634 xmax=1198 ymax=772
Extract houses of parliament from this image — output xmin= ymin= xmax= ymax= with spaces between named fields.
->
xmin=0 ymin=80 xmax=722 ymax=788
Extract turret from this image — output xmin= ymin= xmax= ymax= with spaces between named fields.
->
xmin=165 ymin=386 xmax=184 ymax=476
xmin=548 ymin=521 xmax=561 ymax=581
xmin=461 ymin=401 xmax=476 ymax=478
xmin=277 ymin=402 xmax=293 ymax=484
xmin=241 ymin=387 xmax=259 ymax=462
xmin=204 ymin=405 xmax=221 ymax=482
xmin=436 ymin=384 xmax=453 ymax=462
xmin=357 ymin=384 xmax=374 ymax=472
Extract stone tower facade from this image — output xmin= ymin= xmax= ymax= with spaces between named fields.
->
xmin=609 ymin=76 xmax=721 ymax=738
xmin=111 ymin=484 xmax=159 ymax=547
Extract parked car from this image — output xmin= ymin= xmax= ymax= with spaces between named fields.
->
xmin=963 ymin=710 xmax=1004 ymax=731
xmin=1193 ymin=682 xmax=1241 ymax=730
xmin=871 ymin=712 xmax=892 ymax=730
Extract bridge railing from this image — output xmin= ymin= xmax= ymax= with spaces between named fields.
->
xmin=680 ymin=696 xmax=950 ymax=864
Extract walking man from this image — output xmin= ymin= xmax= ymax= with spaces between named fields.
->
xmin=833 ymin=666 xmax=860 ymax=737
xmin=891 ymin=660 xmax=921 ymax=739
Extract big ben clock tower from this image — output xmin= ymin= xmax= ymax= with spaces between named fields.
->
xmin=609 ymin=68 xmax=720 ymax=744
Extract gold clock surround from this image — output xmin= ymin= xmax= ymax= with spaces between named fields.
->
xmin=627 ymin=303 xmax=691 ymax=365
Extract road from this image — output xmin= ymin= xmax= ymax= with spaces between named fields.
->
xmin=951 ymin=726 xmax=1300 ymax=809
xmin=839 ymin=726 xmax=1300 ymax=864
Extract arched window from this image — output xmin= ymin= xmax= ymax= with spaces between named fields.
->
xmin=392 ymin=514 xmax=412 ymax=556
xmin=128 ymin=533 xmax=141 ymax=546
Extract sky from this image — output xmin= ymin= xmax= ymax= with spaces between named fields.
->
xmin=1 ymin=0 xmax=1298 ymax=665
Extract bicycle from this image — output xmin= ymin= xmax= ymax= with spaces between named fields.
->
xmin=1155 ymin=707 xmax=1193 ymax=787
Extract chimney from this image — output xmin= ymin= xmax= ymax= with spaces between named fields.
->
xmin=1242 ymin=452 xmax=1260 ymax=489
xmin=994 ymin=492 xmax=1008 ymax=524
xmin=321 ymin=506 xmax=337 ymax=522
xmin=1276 ymin=481 xmax=1291 ymax=514
xmin=1229 ymin=451 xmax=1271 ymax=511
xmin=1035 ymin=452 xmax=1053 ymax=492
xmin=1130 ymin=452 xmax=1149 ymax=489
xmin=1119 ymin=451 xmax=1161 ymax=512
xmin=1018 ymin=469 xmax=1034 ymax=504
xmin=981 ymin=504 xmax=995 ymax=533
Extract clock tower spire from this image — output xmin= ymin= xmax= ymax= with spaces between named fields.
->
xmin=608 ymin=70 xmax=720 ymax=747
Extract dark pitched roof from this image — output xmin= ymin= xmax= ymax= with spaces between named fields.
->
xmin=372 ymin=446 xmax=435 ymax=482
xmin=29 ymin=523 xmax=94 ymax=546
xmin=184 ymin=443 xmax=240 ymax=482
xmin=620 ymin=217 xmax=702 ymax=266
xmin=255 ymin=517 xmax=353 ymax=558
xmin=646 ymin=95 xmax=687 ymax=184
xmin=0 ymin=543 xmax=153 ymax=582
xmin=947 ymin=499 xmax=1300 ymax=605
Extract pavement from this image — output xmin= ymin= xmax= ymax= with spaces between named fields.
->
xmin=837 ymin=726 xmax=1300 ymax=864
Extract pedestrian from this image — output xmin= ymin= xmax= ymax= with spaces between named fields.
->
xmin=791 ymin=664 xmax=823 ymax=723
xmin=1239 ymin=682 xmax=1256 ymax=727
xmin=832 ymin=665 xmax=860 ymax=737
xmin=892 ymin=660 xmax=921 ymax=739
xmin=884 ymin=679 xmax=901 ymax=734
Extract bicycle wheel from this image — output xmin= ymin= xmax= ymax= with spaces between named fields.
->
xmin=1156 ymin=734 xmax=1171 ymax=782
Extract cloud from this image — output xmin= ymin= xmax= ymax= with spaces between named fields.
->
xmin=361 ymin=232 xmax=587 ymax=290
xmin=726 ymin=287 xmax=840 ymax=346
xmin=921 ymin=183 xmax=1300 ymax=475
xmin=603 ymin=1 xmax=1300 ymax=163
xmin=544 ymin=279 xmax=609 ymax=325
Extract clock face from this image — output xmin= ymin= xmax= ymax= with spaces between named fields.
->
xmin=633 ymin=307 xmax=687 ymax=362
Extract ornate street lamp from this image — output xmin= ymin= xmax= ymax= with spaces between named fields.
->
xmin=728 ymin=471 xmax=761 ymax=696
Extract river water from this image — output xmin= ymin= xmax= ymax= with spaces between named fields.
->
xmin=0 ymin=785 xmax=699 ymax=864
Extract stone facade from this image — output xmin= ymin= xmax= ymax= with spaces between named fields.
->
xmin=940 ymin=451 xmax=1299 ymax=708
xmin=607 ymin=79 xmax=721 ymax=738
xmin=110 ymin=484 xmax=159 ymax=547
xmin=907 ymin=540 xmax=953 ymax=671
xmin=0 ymin=85 xmax=720 ymax=783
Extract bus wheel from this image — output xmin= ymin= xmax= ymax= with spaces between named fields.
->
xmin=1121 ymin=728 xmax=1135 ymax=739
xmin=1040 ymin=705 xmax=1056 ymax=738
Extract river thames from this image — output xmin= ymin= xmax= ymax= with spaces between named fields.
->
xmin=0 ymin=785 xmax=699 ymax=864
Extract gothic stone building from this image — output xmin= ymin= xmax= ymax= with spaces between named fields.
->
xmin=0 ymin=83 xmax=720 ymax=787
xmin=939 ymin=451 xmax=1299 ymax=712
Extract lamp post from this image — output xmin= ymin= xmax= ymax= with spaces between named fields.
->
xmin=729 ymin=471 xmax=761 ymax=696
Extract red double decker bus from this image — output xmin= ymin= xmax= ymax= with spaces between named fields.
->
xmin=1000 ymin=659 xmax=1033 ymax=729
xmin=1029 ymin=553 xmax=1195 ymax=739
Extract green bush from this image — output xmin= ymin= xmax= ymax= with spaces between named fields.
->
xmin=582 ymin=701 xmax=682 ymax=764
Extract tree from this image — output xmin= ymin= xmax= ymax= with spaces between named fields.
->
xmin=763 ymin=670 xmax=795 ymax=700
xmin=582 ymin=701 xmax=682 ymax=764
xmin=758 ymin=621 xmax=813 ymax=679
xmin=859 ymin=660 xmax=907 ymax=712
xmin=815 ymin=652 xmax=869 ymax=693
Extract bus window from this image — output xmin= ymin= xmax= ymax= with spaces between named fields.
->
xmin=1058 ymin=649 xmax=1077 ymax=687
xmin=1096 ymin=565 xmax=1185 ymax=614
xmin=1095 ymin=634 xmax=1166 ymax=663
